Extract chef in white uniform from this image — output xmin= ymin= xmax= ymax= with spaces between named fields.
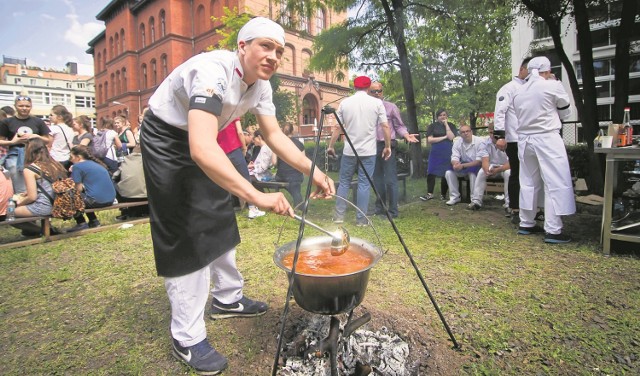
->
xmin=141 ymin=17 xmax=334 ymax=375
xmin=512 ymin=56 xmax=574 ymax=243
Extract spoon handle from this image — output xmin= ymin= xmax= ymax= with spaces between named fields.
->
xmin=292 ymin=215 xmax=336 ymax=238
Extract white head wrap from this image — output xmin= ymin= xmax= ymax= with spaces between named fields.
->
xmin=237 ymin=17 xmax=285 ymax=47
xmin=527 ymin=56 xmax=551 ymax=78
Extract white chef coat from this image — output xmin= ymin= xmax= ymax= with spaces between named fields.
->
xmin=493 ymin=77 xmax=526 ymax=142
xmin=451 ymin=135 xmax=483 ymax=164
xmin=148 ymin=50 xmax=275 ymax=132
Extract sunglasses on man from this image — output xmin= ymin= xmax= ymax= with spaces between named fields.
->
xmin=16 ymin=96 xmax=32 ymax=102
xmin=369 ymin=90 xmax=382 ymax=94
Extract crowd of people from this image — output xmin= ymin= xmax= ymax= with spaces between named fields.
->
xmin=0 ymin=96 xmax=148 ymax=233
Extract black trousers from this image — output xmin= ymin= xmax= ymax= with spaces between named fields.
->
xmin=506 ymin=141 xmax=520 ymax=210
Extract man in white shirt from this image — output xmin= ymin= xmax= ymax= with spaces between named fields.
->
xmin=512 ymin=56 xmax=574 ymax=243
xmin=468 ymin=123 xmax=510 ymax=210
xmin=444 ymin=125 xmax=483 ymax=205
xmin=140 ymin=17 xmax=334 ymax=375
xmin=327 ymin=76 xmax=391 ymax=226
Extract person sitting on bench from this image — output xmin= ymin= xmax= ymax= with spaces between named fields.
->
xmin=468 ymin=123 xmax=510 ymax=211
xmin=444 ymin=124 xmax=482 ymax=206
xmin=113 ymin=144 xmax=148 ymax=220
xmin=66 ymin=145 xmax=116 ymax=232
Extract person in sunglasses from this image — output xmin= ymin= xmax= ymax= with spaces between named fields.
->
xmin=0 ymin=96 xmax=51 ymax=193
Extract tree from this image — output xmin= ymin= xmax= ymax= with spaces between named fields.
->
xmin=517 ymin=0 xmax=639 ymax=194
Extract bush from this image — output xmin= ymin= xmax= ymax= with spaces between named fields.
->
xmin=566 ymin=143 xmax=590 ymax=179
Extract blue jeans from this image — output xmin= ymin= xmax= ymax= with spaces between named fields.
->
xmin=373 ymin=141 xmax=398 ymax=217
xmin=4 ymin=147 xmax=26 ymax=193
xmin=335 ymin=155 xmax=375 ymax=221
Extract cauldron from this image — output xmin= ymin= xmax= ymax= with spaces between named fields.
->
xmin=274 ymin=236 xmax=383 ymax=315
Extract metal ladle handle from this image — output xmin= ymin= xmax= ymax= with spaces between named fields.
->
xmin=292 ymin=215 xmax=339 ymax=239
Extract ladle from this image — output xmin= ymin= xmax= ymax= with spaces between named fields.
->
xmin=292 ymin=215 xmax=350 ymax=256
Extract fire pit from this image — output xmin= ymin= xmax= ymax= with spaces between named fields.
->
xmin=273 ymin=236 xmax=383 ymax=315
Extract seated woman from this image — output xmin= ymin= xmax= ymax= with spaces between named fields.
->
xmin=14 ymin=138 xmax=67 ymax=218
xmin=66 ymin=145 xmax=116 ymax=232
xmin=113 ymin=144 xmax=148 ymax=219
xmin=0 ymin=166 xmax=14 ymax=221
xmin=248 ymin=130 xmax=276 ymax=183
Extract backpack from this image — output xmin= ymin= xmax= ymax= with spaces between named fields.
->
xmin=26 ymin=166 xmax=85 ymax=220
xmin=91 ymin=131 xmax=110 ymax=159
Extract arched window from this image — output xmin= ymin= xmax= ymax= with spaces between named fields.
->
xmin=160 ymin=10 xmax=166 ymax=37
xmin=110 ymin=73 xmax=115 ymax=97
xmin=316 ymin=8 xmax=325 ymax=35
xmin=97 ymin=52 xmax=102 ymax=71
xmin=141 ymin=64 xmax=148 ymax=89
xmin=279 ymin=2 xmax=291 ymax=27
xmin=104 ymin=82 xmax=108 ymax=102
xmin=302 ymin=49 xmax=312 ymax=75
xmin=151 ymin=59 xmax=157 ymax=86
xmin=109 ymin=36 xmax=114 ymax=59
xmin=98 ymin=84 xmax=102 ymax=103
xmin=210 ymin=0 xmax=223 ymax=18
xmin=161 ymin=54 xmax=168 ymax=78
xmin=121 ymin=29 xmax=125 ymax=53
xmin=140 ymin=23 xmax=146 ymax=48
xmin=114 ymin=33 xmax=120 ymax=55
xmin=195 ymin=5 xmax=206 ymax=35
xmin=122 ymin=68 xmax=127 ymax=92
xmin=116 ymin=70 xmax=121 ymax=94
xmin=150 ymin=17 xmax=156 ymax=43
xmin=102 ymin=49 xmax=106 ymax=67
xmin=284 ymin=44 xmax=296 ymax=75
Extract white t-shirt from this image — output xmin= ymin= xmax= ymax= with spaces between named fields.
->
xmin=336 ymin=91 xmax=387 ymax=157
xmin=49 ymin=123 xmax=75 ymax=162
xmin=148 ymin=50 xmax=276 ymax=132
xmin=104 ymin=129 xmax=119 ymax=161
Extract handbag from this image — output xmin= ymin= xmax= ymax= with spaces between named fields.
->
xmin=26 ymin=166 xmax=85 ymax=220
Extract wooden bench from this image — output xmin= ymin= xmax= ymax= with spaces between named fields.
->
xmin=0 ymin=200 xmax=149 ymax=250
xmin=457 ymin=175 xmax=505 ymax=203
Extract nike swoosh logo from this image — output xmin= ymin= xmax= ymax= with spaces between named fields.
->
xmin=214 ymin=302 xmax=244 ymax=312
xmin=177 ymin=348 xmax=192 ymax=362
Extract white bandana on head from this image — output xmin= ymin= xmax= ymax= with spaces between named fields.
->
xmin=237 ymin=17 xmax=285 ymax=47
xmin=527 ymin=56 xmax=551 ymax=78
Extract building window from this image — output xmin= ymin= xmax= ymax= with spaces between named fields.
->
xmin=104 ymin=82 xmax=108 ymax=102
xmin=116 ymin=71 xmax=121 ymax=95
xmin=316 ymin=8 xmax=325 ymax=34
xmin=150 ymin=17 xmax=156 ymax=43
xmin=98 ymin=84 xmax=102 ymax=103
xmin=109 ymin=36 xmax=114 ymax=58
xmin=14 ymin=78 xmax=21 ymax=84
xmin=533 ymin=19 xmax=551 ymax=40
xmin=161 ymin=54 xmax=168 ymax=78
xmin=77 ymin=82 xmax=85 ymax=89
xmin=110 ymin=73 xmax=115 ymax=97
xmin=97 ymin=52 xmax=101 ymax=71
xmin=121 ymin=29 xmax=126 ymax=53
xmin=160 ymin=10 xmax=166 ymax=37
xmin=300 ymin=12 xmax=309 ymax=34
xmin=280 ymin=2 xmax=292 ymax=27
xmin=115 ymin=33 xmax=120 ymax=55
xmin=196 ymin=5 xmax=206 ymax=35
xmin=76 ymin=96 xmax=95 ymax=108
xmin=142 ymin=64 xmax=148 ymax=89
xmin=31 ymin=79 xmax=37 ymax=85
xmin=102 ymin=49 xmax=106 ymax=68
xmin=140 ymin=23 xmax=146 ymax=48
xmin=66 ymin=82 xmax=72 ymax=89
xmin=151 ymin=59 xmax=157 ymax=86
xmin=122 ymin=68 xmax=127 ymax=92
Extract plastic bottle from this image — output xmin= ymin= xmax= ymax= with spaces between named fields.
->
xmin=6 ymin=199 xmax=16 ymax=221
xmin=623 ymin=107 xmax=632 ymax=146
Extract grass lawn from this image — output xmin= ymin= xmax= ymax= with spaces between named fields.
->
xmin=0 ymin=176 xmax=638 ymax=375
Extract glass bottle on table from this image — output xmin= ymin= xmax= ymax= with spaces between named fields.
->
xmin=623 ymin=107 xmax=632 ymax=146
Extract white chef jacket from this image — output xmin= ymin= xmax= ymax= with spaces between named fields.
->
xmin=493 ymin=77 xmax=526 ymax=142
xmin=148 ymin=50 xmax=276 ymax=131
xmin=477 ymin=137 xmax=508 ymax=166
xmin=512 ymin=76 xmax=572 ymax=134
xmin=451 ymin=135 xmax=483 ymax=164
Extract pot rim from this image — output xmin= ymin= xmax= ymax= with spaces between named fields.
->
xmin=273 ymin=236 xmax=383 ymax=278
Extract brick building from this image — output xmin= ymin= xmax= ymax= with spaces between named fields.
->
xmin=88 ymin=0 xmax=351 ymax=135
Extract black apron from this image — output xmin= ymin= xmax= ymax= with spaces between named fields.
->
xmin=140 ymin=110 xmax=240 ymax=277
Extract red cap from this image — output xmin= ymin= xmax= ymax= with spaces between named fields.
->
xmin=353 ymin=76 xmax=371 ymax=89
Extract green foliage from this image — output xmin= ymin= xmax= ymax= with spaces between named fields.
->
xmin=566 ymin=143 xmax=590 ymax=179
xmin=210 ymin=7 xmax=252 ymax=50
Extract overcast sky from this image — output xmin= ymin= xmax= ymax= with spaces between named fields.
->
xmin=0 ymin=0 xmax=108 ymax=74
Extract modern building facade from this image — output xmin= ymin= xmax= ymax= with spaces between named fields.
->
xmin=511 ymin=1 xmax=639 ymax=142
xmin=0 ymin=56 xmax=96 ymax=121
xmin=88 ymin=0 xmax=351 ymax=133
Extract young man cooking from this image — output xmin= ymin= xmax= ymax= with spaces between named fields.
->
xmin=140 ymin=17 xmax=334 ymax=375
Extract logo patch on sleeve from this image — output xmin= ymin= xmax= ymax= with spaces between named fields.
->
xmin=498 ymin=96 xmax=505 ymax=101
xmin=194 ymin=97 xmax=207 ymax=104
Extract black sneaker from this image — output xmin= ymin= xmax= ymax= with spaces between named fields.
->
xmin=510 ymin=213 xmax=520 ymax=225
xmin=210 ymin=296 xmax=268 ymax=319
xmin=172 ymin=338 xmax=227 ymax=375
xmin=535 ymin=210 xmax=545 ymax=221
xmin=544 ymin=232 xmax=572 ymax=244
xmin=66 ymin=223 xmax=89 ymax=233
xmin=419 ymin=193 xmax=433 ymax=201
xmin=88 ymin=219 xmax=101 ymax=228
xmin=517 ymin=225 xmax=545 ymax=235
xmin=356 ymin=219 xmax=370 ymax=227
xmin=466 ymin=203 xmax=481 ymax=211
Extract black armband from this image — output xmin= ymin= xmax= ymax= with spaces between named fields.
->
xmin=189 ymin=94 xmax=223 ymax=116
xmin=557 ymin=104 xmax=570 ymax=111
xmin=493 ymin=130 xmax=506 ymax=140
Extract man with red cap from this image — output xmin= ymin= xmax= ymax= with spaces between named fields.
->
xmin=328 ymin=76 xmax=391 ymax=226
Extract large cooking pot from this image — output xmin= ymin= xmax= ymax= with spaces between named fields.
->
xmin=274 ymin=236 xmax=383 ymax=315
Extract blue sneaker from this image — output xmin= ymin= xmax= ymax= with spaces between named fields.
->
xmin=210 ymin=296 xmax=268 ymax=319
xmin=517 ymin=225 xmax=544 ymax=235
xmin=172 ymin=338 xmax=227 ymax=375
xmin=544 ymin=232 xmax=572 ymax=244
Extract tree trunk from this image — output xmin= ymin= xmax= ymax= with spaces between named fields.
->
xmin=611 ymin=0 xmax=638 ymax=122
xmin=383 ymin=0 xmax=424 ymax=177
xmin=573 ymin=0 xmax=604 ymax=194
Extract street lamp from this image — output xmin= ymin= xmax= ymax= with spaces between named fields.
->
xmin=111 ymin=101 xmax=129 ymax=116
